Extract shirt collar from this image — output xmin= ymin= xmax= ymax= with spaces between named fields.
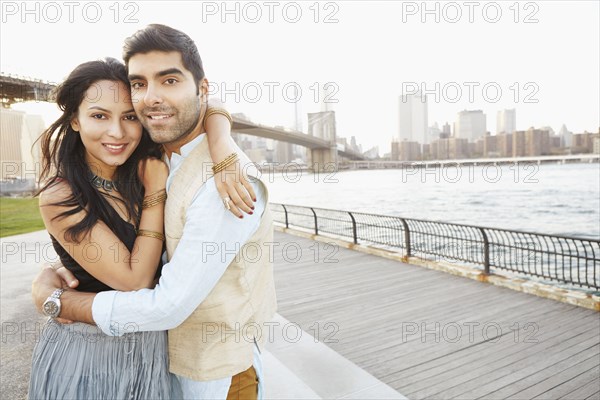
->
xmin=164 ymin=133 xmax=206 ymax=168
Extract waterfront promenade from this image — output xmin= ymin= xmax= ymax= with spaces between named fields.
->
xmin=1 ymin=229 xmax=599 ymax=399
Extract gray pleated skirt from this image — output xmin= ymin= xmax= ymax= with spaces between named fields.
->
xmin=28 ymin=318 xmax=179 ymax=400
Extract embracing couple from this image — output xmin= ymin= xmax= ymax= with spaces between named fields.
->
xmin=29 ymin=24 xmax=277 ymax=399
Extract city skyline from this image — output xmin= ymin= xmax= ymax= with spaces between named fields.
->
xmin=7 ymin=78 xmax=600 ymax=163
xmin=1 ymin=1 xmax=598 ymax=154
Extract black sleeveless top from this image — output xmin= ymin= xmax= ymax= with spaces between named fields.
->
xmin=50 ymin=215 xmax=163 ymax=293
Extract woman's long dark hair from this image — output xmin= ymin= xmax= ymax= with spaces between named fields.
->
xmin=36 ymin=58 xmax=161 ymax=242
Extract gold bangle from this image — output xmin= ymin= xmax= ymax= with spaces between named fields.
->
xmin=212 ymin=153 xmax=239 ymax=174
xmin=137 ymin=229 xmax=165 ymax=241
xmin=212 ymin=158 xmax=237 ymax=174
xmin=204 ymin=108 xmax=233 ymax=127
xmin=213 ymin=154 xmax=237 ymax=173
xmin=145 ymin=189 xmax=166 ymax=198
xmin=142 ymin=194 xmax=167 ymax=209
xmin=142 ymin=190 xmax=167 ymax=209
xmin=142 ymin=196 xmax=167 ymax=209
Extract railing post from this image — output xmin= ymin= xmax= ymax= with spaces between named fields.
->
xmin=348 ymin=212 xmax=358 ymax=244
xmin=281 ymin=204 xmax=289 ymax=228
xmin=400 ymin=218 xmax=411 ymax=257
xmin=310 ymin=208 xmax=318 ymax=235
xmin=480 ymin=227 xmax=490 ymax=274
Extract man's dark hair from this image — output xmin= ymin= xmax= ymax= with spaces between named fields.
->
xmin=123 ymin=24 xmax=205 ymax=84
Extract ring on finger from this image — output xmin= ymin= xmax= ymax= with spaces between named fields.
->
xmin=222 ymin=196 xmax=232 ymax=210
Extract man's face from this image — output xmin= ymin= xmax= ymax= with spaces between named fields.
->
xmin=128 ymin=51 xmax=206 ymax=144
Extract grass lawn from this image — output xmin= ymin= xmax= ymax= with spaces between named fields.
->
xmin=0 ymin=197 xmax=45 ymax=238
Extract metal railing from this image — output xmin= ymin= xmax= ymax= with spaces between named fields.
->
xmin=270 ymin=203 xmax=600 ymax=291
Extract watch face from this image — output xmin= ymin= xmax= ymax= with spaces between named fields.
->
xmin=43 ymin=301 xmax=59 ymax=317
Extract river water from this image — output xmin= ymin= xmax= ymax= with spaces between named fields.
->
xmin=266 ymin=162 xmax=600 ymax=240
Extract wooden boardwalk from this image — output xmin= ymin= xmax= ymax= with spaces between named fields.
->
xmin=272 ymin=231 xmax=600 ymax=400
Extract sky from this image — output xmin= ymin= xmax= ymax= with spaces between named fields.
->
xmin=1 ymin=0 xmax=599 ymax=154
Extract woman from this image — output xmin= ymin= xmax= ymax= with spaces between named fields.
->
xmin=28 ymin=58 xmax=250 ymax=399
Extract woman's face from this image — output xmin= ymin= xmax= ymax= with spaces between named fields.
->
xmin=71 ymin=80 xmax=142 ymax=176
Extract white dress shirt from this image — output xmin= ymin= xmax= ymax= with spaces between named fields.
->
xmin=92 ymin=134 xmax=267 ymax=398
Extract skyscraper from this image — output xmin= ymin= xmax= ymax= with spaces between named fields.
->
xmin=558 ymin=124 xmax=573 ymax=147
xmin=442 ymin=122 xmax=451 ymax=136
xmin=496 ymin=109 xmax=516 ymax=134
xmin=455 ymin=110 xmax=487 ymax=143
xmin=398 ymin=92 xmax=428 ymax=144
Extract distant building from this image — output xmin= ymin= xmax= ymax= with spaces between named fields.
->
xmin=549 ymin=136 xmax=563 ymax=154
xmin=232 ymin=132 xmax=270 ymax=164
xmin=512 ymin=128 xmax=551 ymax=157
xmin=363 ymin=146 xmax=379 ymax=159
xmin=429 ymin=139 xmax=446 ymax=160
xmin=0 ymin=108 xmax=45 ymax=191
xmin=428 ymin=137 xmax=469 ymax=160
xmin=513 ymin=130 xmax=526 ymax=157
xmin=245 ymin=148 xmax=269 ymax=164
xmin=539 ymin=126 xmax=556 ymax=136
xmin=449 ymin=137 xmax=469 ymax=159
xmin=467 ymin=142 xmax=477 ymax=158
xmin=391 ymin=140 xmax=421 ymax=161
xmin=525 ymin=128 xmax=551 ymax=156
xmin=495 ymin=133 xmax=513 ymax=157
xmin=482 ymin=134 xmax=499 ymax=157
xmin=442 ymin=122 xmax=451 ymax=136
xmin=398 ymin=92 xmax=428 ymax=144
xmin=350 ymin=136 xmax=358 ymax=152
xmin=428 ymin=122 xmax=441 ymax=142
xmin=558 ymin=124 xmax=573 ymax=148
xmin=572 ymin=131 xmax=600 ymax=154
xmin=455 ymin=110 xmax=486 ymax=143
xmin=422 ymin=143 xmax=431 ymax=159
xmin=496 ymin=109 xmax=516 ymax=134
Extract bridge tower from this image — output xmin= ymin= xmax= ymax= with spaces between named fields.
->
xmin=307 ymin=111 xmax=338 ymax=172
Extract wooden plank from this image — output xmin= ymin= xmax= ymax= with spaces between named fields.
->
xmin=558 ymin=378 xmax=600 ymax=400
xmin=379 ymin=307 xmax=592 ymax=385
xmin=401 ymin=333 xmax=599 ymax=398
xmin=483 ymin=344 xmax=600 ymax=399
xmin=533 ymin=365 xmax=600 ymax=399
xmin=271 ymin=232 xmax=600 ymax=399
xmin=384 ymin=310 xmax=596 ymax=388
xmin=441 ymin=339 xmax=600 ymax=400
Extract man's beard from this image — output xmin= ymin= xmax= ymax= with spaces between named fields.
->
xmin=142 ymin=96 xmax=201 ymax=144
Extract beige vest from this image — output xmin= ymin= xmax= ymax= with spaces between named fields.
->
xmin=164 ymin=137 xmax=277 ymax=381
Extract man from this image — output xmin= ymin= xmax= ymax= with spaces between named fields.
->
xmin=32 ymin=24 xmax=277 ymax=399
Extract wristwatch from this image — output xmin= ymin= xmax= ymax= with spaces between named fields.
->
xmin=42 ymin=289 xmax=64 ymax=318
